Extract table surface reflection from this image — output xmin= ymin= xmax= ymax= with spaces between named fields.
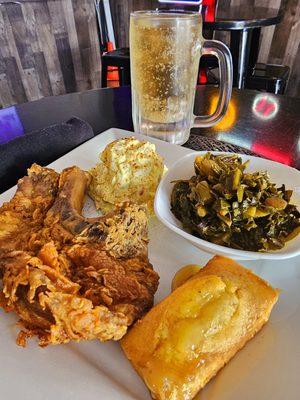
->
xmin=6 ymin=86 xmax=300 ymax=169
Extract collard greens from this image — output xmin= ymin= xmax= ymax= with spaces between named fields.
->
xmin=171 ymin=153 xmax=300 ymax=251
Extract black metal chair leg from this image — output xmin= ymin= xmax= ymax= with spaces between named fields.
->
xmin=230 ymin=31 xmax=240 ymax=87
xmin=230 ymin=29 xmax=252 ymax=89
xmin=101 ymin=61 xmax=108 ymax=88
xmin=118 ymin=67 xmax=131 ymax=86
xmin=248 ymin=28 xmax=261 ymax=72
xmin=118 ymin=68 xmax=125 ymax=86
xmin=123 ymin=66 xmax=131 ymax=85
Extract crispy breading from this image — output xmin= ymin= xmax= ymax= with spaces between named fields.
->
xmin=0 ymin=164 xmax=159 ymax=346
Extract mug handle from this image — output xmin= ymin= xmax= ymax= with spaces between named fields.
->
xmin=193 ymin=40 xmax=233 ymax=128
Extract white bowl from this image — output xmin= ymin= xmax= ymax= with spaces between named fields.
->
xmin=154 ymin=151 xmax=300 ymax=260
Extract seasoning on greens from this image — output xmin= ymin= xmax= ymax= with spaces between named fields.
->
xmin=171 ymin=153 xmax=300 ymax=252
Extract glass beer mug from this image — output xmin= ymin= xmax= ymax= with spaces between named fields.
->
xmin=130 ymin=11 xmax=232 ymax=145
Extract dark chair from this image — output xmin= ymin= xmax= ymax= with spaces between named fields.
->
xmin=101 ymin=48 xmax=130 ymax=87
xmin=95 ymin=0 xmax=130 ymax=87
xmin=245 ymin=63 xmax=290 ymax=95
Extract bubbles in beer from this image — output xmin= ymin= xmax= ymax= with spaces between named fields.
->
xmin=130 ymin=14 xmax=202 ymax=143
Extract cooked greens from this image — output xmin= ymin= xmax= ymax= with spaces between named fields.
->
xmin=171 ymin=153 xmax=300 ymax=252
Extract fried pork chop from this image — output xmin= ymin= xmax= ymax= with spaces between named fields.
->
xmin=0 ymin=164 xmax=159 ymax=346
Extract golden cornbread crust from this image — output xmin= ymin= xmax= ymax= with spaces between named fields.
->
xmin=121 ymin=256 xmax=279 ymax=400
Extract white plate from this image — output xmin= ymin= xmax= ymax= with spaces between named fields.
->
xmin=0 ymin=128 xmax=300 ymax=400
xmin=155 ymin=151 xmax=300 ymax=260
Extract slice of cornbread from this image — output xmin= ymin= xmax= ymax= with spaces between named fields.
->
xmin=121 ymin=256 xmax=279 ymax=400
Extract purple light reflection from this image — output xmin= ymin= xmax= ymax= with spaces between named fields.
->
xmin=0 ymin=106 xmax=24 ymax=145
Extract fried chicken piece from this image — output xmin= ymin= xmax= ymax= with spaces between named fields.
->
xmin=67 ymin=245 xmax=158 ymax=323
xmin=0 ymin=165 xmax=159 ymax=346
xmin=45 ymin=166 xmax=149 ymax=258
xmin=0 ymin=164 xmax=59 ymax=254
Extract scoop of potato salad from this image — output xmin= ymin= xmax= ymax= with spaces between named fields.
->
xmin=89 ymin=137 xmax=166 ymax=214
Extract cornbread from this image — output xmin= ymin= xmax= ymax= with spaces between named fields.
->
xmin=89 ymin=138 xmax=165 ymax=213
xmin=121 ymin=256 xmax=279 ymax=400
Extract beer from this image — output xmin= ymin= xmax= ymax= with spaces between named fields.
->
xmin=130 ymin=11 xmax=232 ymax=145
xmin=130 ymin=12 xmax=202 ymax=144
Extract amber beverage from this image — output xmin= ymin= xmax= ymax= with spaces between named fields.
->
xmin=130 ymin=11 xmax=232 ymax=145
